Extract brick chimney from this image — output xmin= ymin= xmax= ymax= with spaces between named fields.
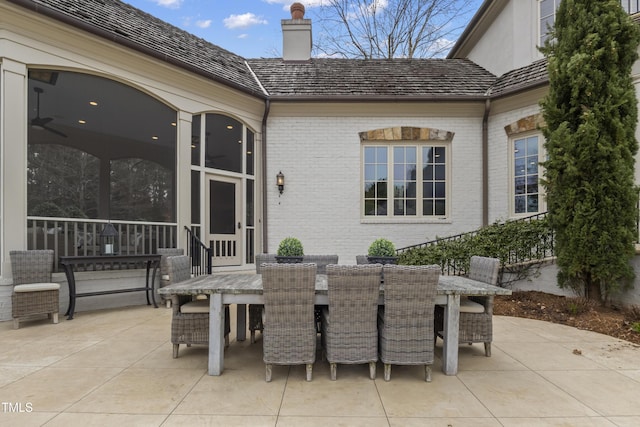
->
xmin=282 ymin=2 xmax=312 ymax=61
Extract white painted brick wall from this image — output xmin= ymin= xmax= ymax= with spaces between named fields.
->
xmin=487 ymin=103 xmax=544 ymax=224
xmin=265 ymin=113 xmax=486 ymax=263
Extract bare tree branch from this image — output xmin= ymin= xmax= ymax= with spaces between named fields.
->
xmin=311 ymin=0 xmax=478 ymax=59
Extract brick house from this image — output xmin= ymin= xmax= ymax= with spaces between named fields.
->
xmin=0 ymin=0 xmax=638 ymax=317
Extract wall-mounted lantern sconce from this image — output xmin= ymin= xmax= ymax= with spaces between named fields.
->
xmin=100 ymin=223 xmax=119 ymax=255
xmin=276 ymin=171 xmax=285 ymax=194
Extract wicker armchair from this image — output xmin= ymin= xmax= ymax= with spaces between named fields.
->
xmin=378 ymin=264 xmax=440 ymax=382
xmin=435 ymin=256 xmax=500 ymax=357
xmin=10 ymin=250 xmax=60 ymax=329
xmin=248 ymin=253 xmax=276 ymax=343
xmin=262 ymin=263 xmax=317 ymax=382
xmin=169 ymin=255 xmax=230 ymax=358
xmin=157 ymin=248 xmax=184 ymax=307
xmin=321 ymin=264 xmax=382 ymax=380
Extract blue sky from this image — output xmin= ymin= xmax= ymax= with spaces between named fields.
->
xmin=123 ymin=0 xmax=483 ymax=58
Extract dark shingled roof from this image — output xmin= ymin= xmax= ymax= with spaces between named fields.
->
xmin=488 ymin=59 xmax=549 ymax=97
xmin=9 ymin=0 xmax=265 ymax=97
xmin=9 ymin=0 xmax=552 ymax=102
xmin=246 ymin=58 xmax=496 ymax=99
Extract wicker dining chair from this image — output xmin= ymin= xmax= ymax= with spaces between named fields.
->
xmin=262 ymin=263 xmax=317 ymax=382
xmin=248 ymin=253 xmax=276 ymax=343
xmin=378 ymin=264 xmax=440 ymax=382
xmin=10 ymin=250 xmax=60 ymax=329
xmin=355 ymin=255 xmax=369 ymax=265
xmin=169 ymin=255 xmax=230 ymax=358
xmin=435 ymin=256 xmax=500 ymax=357
xmin=303 ymin=255 xmax=339 ymax=332
xmin=321 ymin=264 xmax=382 ymax=380
xmin=157 ymin=248 xmax=184 ymax=307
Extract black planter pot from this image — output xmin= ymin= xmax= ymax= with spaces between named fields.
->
xmin=367 ymin=256 xmax=398 ymax=265
xmin=275 ymin=255 xmax=304 ymax=264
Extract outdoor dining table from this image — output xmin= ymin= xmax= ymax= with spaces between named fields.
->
xmin=158 ymin=272 xmax=512 ymax=376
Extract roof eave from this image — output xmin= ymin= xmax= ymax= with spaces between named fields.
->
xmin=447 ymin=0 xmax=507 ymax=59
xmin=7 ymin=0 xmax=267 ymax=100
xmin=488 ymin=80 xmax=549 ymax=100
xmin=266 ymin=94 xmax=490 ymax=103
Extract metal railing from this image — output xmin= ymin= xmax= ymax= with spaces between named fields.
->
xmin=396 ymin=212 xmax=554 ymax=276
xmin=27 ymin=217 xmax=177 ymax=272
xmin=185 ymin=226 xmax=212 ymax=276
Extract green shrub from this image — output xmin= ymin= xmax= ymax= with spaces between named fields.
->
xmin=398 ymin=218 xmax=553 ymax=278
xmin=277 ymin=237 xmax=304 ymax=256
xmin=368 ymin=238 xmax=396 ymax=257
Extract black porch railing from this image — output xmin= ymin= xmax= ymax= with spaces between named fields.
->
xmin=185 ymin=226 xmax=212 ymax=276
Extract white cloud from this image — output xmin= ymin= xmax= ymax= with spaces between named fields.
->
xmin=152 ymin=0 xmax=183 ymax=9
xmin=195 ymin=19 xmax=212 ymax=29
xmin=265 ymin=0 xmax=326 ymax=10
xmin=223 ymin=13 xmax=268 ymax=29
xmin=238 ymin=34 xmax=249 ymax=39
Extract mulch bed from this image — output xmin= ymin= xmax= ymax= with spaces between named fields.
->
xmin=493 ymin=291 xmax=640 ymax=346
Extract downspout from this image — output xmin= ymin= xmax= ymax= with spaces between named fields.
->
xmin=482 ymin=98 xmax=491 ymax=227
xmin=261 ymin=99 xmax=271 ymax=253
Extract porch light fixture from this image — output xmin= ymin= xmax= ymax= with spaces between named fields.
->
xmin=99 ymin=223 xmax=119 ymax=255
xmin=276 ymin=171 xmax=285 ymax=194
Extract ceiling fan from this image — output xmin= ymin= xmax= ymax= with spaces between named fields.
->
xmin=31 ymin=87 xmax=67 ymax=138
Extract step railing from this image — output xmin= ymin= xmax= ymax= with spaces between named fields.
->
xmin=396 ymin=213 xmax=554 ymax=276
xmin=185 ymin=226 xmax=212 ymax=276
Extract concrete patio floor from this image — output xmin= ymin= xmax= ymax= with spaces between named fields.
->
xmin=0 ymin=304 xmax=639 ymax=426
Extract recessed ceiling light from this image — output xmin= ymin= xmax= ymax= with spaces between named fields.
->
xmin=227 ymin=125 xmax=233 ymax=130
xmin=78 ymin=119 xmax=86 ymax=124
xmin=89 ymin=101 xmax=98 ymax=106
xmin=152 ymin=136 xmax=159 ymax=140
xmin=171 ymin=122 xmax=177 ymax=127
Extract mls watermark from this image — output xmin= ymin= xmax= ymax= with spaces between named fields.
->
xmin=2 ymin=402 xmax=33 ymax=413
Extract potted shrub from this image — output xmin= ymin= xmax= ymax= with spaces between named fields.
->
xmin=275 ymin=237 xmax=304 ymax=263
xmin=367 ymin=238 xmax=398 ymax=264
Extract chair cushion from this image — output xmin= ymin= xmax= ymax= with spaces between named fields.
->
xmin=180 ymin=300 xmax=209 ymax=313
xmin=460 ymin=297 xmax=485 ymax=313
xmin=14 ymin=283 xmax=60 ymax=292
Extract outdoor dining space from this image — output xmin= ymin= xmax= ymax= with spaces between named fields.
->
xmin=158 ymin=256 xmax=511 ymax=380
xmin=1 ymin=301 xmax=639 ymax=426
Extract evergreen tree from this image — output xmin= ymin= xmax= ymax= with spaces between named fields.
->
xmin=540 ymin=0 xmax=640 ymax=302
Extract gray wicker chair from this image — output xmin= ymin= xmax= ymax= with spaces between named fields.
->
xmin=157 ymin=248 xmax=184 ymax=307
xmin=262 ymin=263 xmax=317 ymax=382
xmin=321 ymin=264 xmax=382 ymax=380
xmin=303 ymin=255 xmax=339 ymax=332
xmin=303 ymin=255 xmax=339 ymax=274
xmin=378 ymin=264 xmax=440 ymax=382
xmin=248 ymin=253 xmax=276 ymax=343
xmin=169 ymin=255 xmax=230 ymax=358
xmin=10 ymin=250 xmax=60 ymax=329
xmin=435 ymin=256 xmax=500 ymax=357
xmin=356 ymin=255 xmax=369 ymax=265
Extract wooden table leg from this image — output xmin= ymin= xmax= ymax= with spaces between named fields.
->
xmin=442 ymin=294 xmax=460 ymax=375
xmin=208 ymin=293 xmax=225 ymax=376
xmin=236 ymin=304 xmax=247 ymax=341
